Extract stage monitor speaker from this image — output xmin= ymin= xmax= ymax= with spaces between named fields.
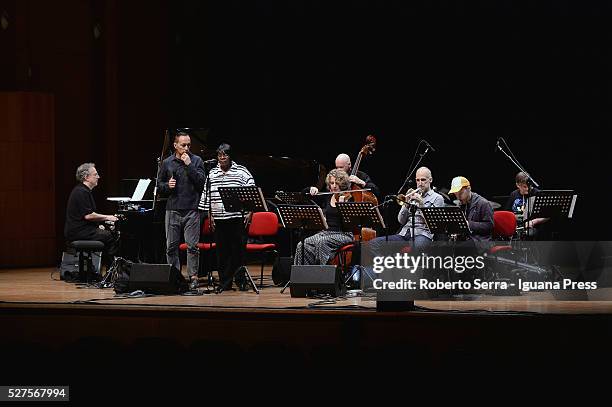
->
xmin=60 ymin=251 xmax=102 ymax=281
xmin=375 ymin=291 xmax=415 ymax=312
xmin=289 ymin=265 xmax=345 ymax=298
xmin=128 ymin=263 xmax=187 ymax=294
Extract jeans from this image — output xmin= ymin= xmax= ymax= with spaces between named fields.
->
xmin=165 ymin=210 xmax=200 ymax=278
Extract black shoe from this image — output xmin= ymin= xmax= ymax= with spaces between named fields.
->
xmin=238 ymin=281 xmax=249 ymax=291
xmin=215 ymin=284 xmax=235 ymax=294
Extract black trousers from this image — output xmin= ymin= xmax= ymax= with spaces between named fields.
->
xmin=67 ymin=228 xmax=120 ymax=268
xmin=214 ymin=218 xmax=247 ymax=289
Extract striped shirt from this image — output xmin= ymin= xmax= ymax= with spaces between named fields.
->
xmin=199 ymin=162 xmax=255 ymax=219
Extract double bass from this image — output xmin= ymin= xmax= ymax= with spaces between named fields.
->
xmin=329 ymin=135 xmax=379 ymax=271
xmin=349 ymin=135 xmax=378 ymax=241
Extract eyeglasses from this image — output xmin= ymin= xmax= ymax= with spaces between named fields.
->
xmin=217 ymin=152 xmax=228 ymax=157
xmin=415 ymin=178 xmax=430 ymax=182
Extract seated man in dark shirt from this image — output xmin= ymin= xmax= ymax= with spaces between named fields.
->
xmin=504 ymin=171 xmax=548 ymax=238
xmin=448 ymin=176 xmax=493 ymax=242
xmin=64 ymin=163 xmax=119 ymax=268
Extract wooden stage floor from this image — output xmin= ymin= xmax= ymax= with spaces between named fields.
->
xmin=1 ymin=266 xmax=612 ymax=315
xmin=3 ymin=265 xmax=612 ymax=392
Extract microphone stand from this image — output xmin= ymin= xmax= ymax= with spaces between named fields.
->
xmin=391 ymin=140 xmax=432 ymax=241
xmin=203 ymin=161 xmax=216 ymax=291
xmin=496 ymin=137 xmax=540 ymax=188
xmin=496 ymin=137 xmax=541 ymax=235
xmin=154 ymin=130 xmax=170 ymax=211
xmin=397 ymin=140 xmax=432 ymax=195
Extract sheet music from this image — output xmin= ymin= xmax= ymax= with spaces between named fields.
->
xmin=131 ymin=179 xmax=151 ymax=201
xmin=107 ymin=178 xmax=151 ymax=202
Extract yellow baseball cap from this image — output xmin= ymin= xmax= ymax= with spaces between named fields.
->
xmin=449 ymin=176 xmax=470 ymax=194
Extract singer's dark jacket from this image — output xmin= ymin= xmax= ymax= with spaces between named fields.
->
xmin=157 ymin=152 xmax=206 ymax=210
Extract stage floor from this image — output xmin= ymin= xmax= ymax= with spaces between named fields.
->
xmin=2 ymin=266 xmax=612 ymax=315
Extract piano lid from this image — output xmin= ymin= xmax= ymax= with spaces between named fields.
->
xmin=202 ymin=152 xmax=326 ymax=198
xmin=154 ymin=128 xmax=326 ymax=199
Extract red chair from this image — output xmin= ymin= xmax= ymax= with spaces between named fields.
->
xmin=330 ymin=242 xmax=357 ymax=285
xmin=246 ymin=212 xmax=279 ymax=288
xmin=331 ymin=243 xmax=355 ymax=270
xmin=179 ymin=217 xmax=216 ymax=277
xmin=490 ymin=211 xmax=516 ymax=254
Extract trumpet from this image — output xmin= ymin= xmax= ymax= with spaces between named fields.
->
xmin=396 ymin=188 xmax=422 ymax=206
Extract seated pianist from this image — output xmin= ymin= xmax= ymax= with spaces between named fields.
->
xmin=64 ymin=163 xmax=120 ymax=269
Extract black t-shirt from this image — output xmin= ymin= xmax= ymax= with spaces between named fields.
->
xmin=504 ymin=187 xmax=541 ymax=213
xmin=64 ymin=183 xmax=98 ymax=240
xmin=324 ymin=195 xmax=355 ymax=232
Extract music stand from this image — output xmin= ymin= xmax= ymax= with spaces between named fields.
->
xmin=336 ymin=202 xmax=386 ymax=235
xmin=421 ymin=206 xmax=471 ymax=238
xmin=336 ymin=202 xmax=386 ymax=286
xmin=218 ymin=186 xmax=269 ymax=213
xmin=526 ymin=190 xmax=577 ymax=220
xmin=276 ymin=204 xmax=328 ymax=293
xmin=421 ymin=206 xmax=471 ymax=295
xmin=217 ymin=186 xmax=269 ymax=294
xmin=275 ymin=191 xmax=310 ymax=205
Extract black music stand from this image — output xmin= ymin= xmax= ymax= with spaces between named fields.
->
xmin=218 ymin=186 xmax=269 ymax=213
xmin=420 ymin=206 xmax=471 ymax=239
xmin=276 ymin=204 xmax=328 ymax=293
xmin=274 ymin=191 xmax=317 ymax=256
xmin=275 ymin=191 xmax=310 ymax=205
xmin=526 ymin=190 xmax=577 ymax=220
xmin=336 ymin=202 xmax=386 ymax=286
xmin=217 ymin=186 xmax=269 ymax=294
xmin=522 ymin=190 xmax=577 ymax=239
xmin=421 ymin=206 xmax=472 ymax=294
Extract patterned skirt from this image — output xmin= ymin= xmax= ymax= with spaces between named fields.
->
xmin=294 ymin=231 xmax=353 ymax=265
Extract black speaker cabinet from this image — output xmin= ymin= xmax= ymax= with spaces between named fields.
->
xmin=128 ymin=263 xmax=187 ymax=294
xmin=60 ymin=251 xmax=102 ymax=281
xmin=289 ymin=265 xmax=345 ymax=298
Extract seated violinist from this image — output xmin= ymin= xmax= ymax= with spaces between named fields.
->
xmin=308 ymin=153 xmax=381 ymax=201
xmin=294 ymin=169 xmax=355 ymax=265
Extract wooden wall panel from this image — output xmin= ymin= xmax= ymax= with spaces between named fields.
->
xmin=1 ymin=1 xmax=171 ymax=266
xmin=0 ymin=92 xmax=55 ymax=268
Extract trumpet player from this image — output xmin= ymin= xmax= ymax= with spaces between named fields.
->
xmin=396 ymin=167 xmax=445 ymax=247
xmin=371 ymin=167 xmax=444 ymax=250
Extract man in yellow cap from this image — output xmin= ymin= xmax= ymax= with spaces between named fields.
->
xmin=448 ymin=176 xmax=493 ymax=241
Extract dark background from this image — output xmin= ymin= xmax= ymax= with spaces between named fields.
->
xmin=164 ymin=0 xmax=611 ymax=240
xmin=2 ymin=0 xmax=611 ymax=265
